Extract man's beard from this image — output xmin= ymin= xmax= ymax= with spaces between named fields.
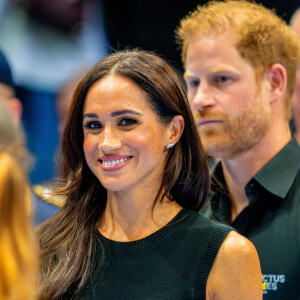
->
xmin=196 ymin=99 xmax=271 ymax=159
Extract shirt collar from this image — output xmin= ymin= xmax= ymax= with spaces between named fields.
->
xmin=211 ymin=137 xmax=300 ymax=200
xmin=253 ymin=136 xmax=300 ymax=198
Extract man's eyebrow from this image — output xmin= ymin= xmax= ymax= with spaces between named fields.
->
xmin=111 ymin=110 xmax=141 ymax=117
xmin=183 ymin=67 xmax=238 ymax=79
xmin=210 ymin=66 xmax=237 ymax=73
xmin=183 ymin=71 xmax=195 ymax=79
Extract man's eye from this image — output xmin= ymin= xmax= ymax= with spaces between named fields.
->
xmin=119 ymin=118 xmax=137 ymax=126
xmin=215 ymin=76 xmax=230 ymax=84
xmin=189 ymin=80 xmax=200 ymax=88
xmin=84 ymin=121 xmax=102 ymax=129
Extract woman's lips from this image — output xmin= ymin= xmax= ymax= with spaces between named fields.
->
xmin=98 ymin=155 xmax=132 ymax=171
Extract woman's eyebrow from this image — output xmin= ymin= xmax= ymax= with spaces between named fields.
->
xmin=111 ymin=110 xmax=141 ymax=117
xmin=83 ymin=113 xmax=98 ymax=119
xmin=83 ymin=110 xmax=142 ymax=119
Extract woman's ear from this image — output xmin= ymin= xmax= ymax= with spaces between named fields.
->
xmin=165 ymin=115 xmax=185 ymax=148
xmin=266 ymin=63 xmax=287 ymax=104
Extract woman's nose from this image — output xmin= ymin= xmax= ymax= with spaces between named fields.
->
xmin=98 ymin=127 xmax=122 ymax=153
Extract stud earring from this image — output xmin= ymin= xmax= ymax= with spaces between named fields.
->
xmin=167 ymin=143 xmax=174 ymax=149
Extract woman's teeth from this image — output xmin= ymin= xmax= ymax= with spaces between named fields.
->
xmin=102 ymin=157 xmax=130 ymax=166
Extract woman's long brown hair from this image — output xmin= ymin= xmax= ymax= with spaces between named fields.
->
xmin=38 ymin=49 xmax=210 ymax=299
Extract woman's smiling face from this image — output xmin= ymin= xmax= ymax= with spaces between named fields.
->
xmin=82 ymin=75 xmax=171 ymax=193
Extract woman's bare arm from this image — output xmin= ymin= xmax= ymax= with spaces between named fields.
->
xmin=206 ymin=231 xmax=262 ymax=300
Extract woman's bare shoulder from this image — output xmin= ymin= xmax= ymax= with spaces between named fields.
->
xmin=206 ymin=231 xmax=262 ymax=300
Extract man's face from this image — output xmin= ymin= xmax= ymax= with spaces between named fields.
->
xmin=184 ymin=32 xmax=271 ymax=159
xmin=291 ymin=12 xmax=300 ymax=130
xmin=291 ymin=65 xmax=300 ymax=129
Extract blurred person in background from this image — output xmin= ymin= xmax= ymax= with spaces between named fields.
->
xmin=33 ymin=72 xmax=85 ymax=210
xmin=0 ymin=101 xmax=32 ymax=175
xmin=0 ymin=50 xmax=22 ymax=126
xmin=177 ymin=1 xmax=300 ymax=298
xmin=0 ymin=48 xmax=59 ymax=225
xmin=290 ymin=7 xmax=300 ymax=144
xmin=0 ymin=0 xmax=108 ymax=184
xmin=56 ymin=72 xmax=86 ymax=137
xmin=0 ymin=104 xmax=39 ymax=300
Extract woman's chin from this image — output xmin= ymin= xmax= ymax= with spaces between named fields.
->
xmin=100 ymin=180 xmax=128 ymax=193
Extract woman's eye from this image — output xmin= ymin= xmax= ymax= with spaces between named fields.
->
xmin=84 ymin=121 xmax=102 ymax=130
xmin=119 ymin=118 xmax=137 ymax=126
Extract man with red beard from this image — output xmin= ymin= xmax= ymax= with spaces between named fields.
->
xmin=177 ymin=1 xmax=300 ymax=299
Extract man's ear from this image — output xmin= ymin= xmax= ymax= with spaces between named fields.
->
xmin=165 ymin=115 xmax=185 ymax=148
xmin=266 ymin=63 xmax=287 ymax=104
xmin=5 ymin=98 xmax=23 ymax=125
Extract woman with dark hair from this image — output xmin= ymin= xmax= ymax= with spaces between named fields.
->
xmin=38 ymin=50 xmax=262 ymax=299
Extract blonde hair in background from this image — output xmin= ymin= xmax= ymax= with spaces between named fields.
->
xmin=176 ymin=0 xmax=300 ymax=119
xmin=0 ymin=152 xmax=39 ymax=299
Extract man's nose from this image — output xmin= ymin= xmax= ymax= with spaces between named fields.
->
xmin=189 ymin=81 xmax=216 ymax=111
